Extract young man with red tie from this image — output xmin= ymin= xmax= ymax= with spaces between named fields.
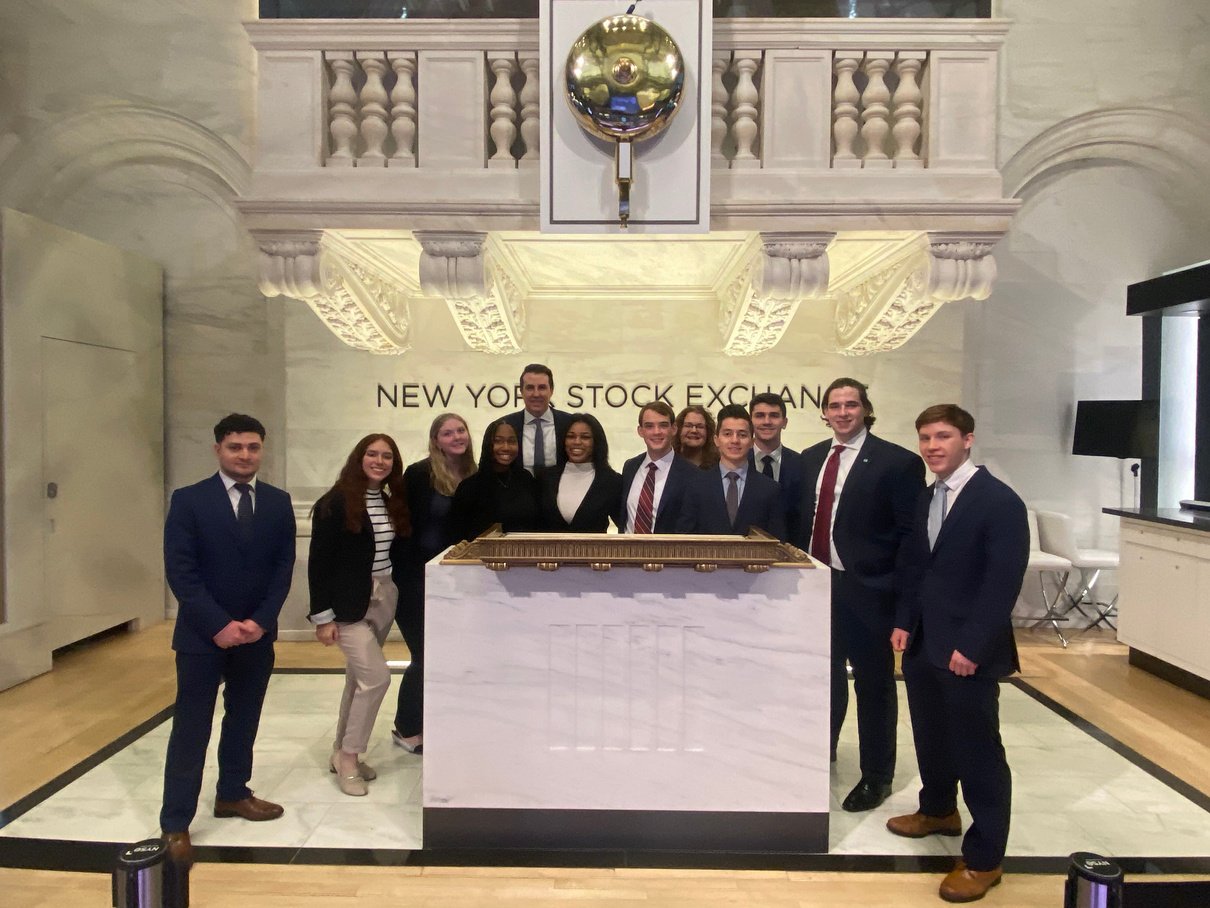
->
xmin=618 ymin=401 xmax=700 ymax=534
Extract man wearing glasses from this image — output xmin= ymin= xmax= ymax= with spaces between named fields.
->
xmin=798 ymin=378 xmax=924 ymax=812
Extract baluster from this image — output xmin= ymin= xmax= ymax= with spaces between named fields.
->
xmin=487 ymin=53 xmax=518 ymax=170
xmin=832 ymin=52 xmax=861 ymax=169
xmin=860 ymin=52 xmax=894 ymax=168
xmin=325 ymin=52 xmax=358 ymax=167
xmin=388 ymin=51 xmax=417 ymax=168
xmin=518 ymin=56 xmax=540 ymax=166
xmin=891 ymin=52 xmax=926 ymax=168
xmin=729 ymin=50 xmax=761 ymax=170
xmin=356 ymin=52 xmax=389 ymax=167
xmin=712 ymin=51 xmax=730 ymax=166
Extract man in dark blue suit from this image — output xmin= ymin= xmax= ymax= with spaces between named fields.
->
xmin=618 ymin=401 xmax=700 ymax=533
xmin=798 ymin=378 xmax=924 ymax=812
xmin=697 ymin=404 xmax=786 ymax=538
xmin=503 ymin=363 xmax=574 ymax=477
xmin=159 ymin=414 xmax=296 ymax=865
xmin=748 ymin=392 xmax=804 ymax=541
xmin=888 ymin=404 xmax=1028 ymax=903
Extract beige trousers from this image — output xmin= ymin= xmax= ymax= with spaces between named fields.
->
xmin=333 ymin=574 xmax=398 ymax=754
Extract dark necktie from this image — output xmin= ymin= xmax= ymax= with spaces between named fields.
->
xmin=633 ymin=463 xmax=658 ymax=533
xmin=531 ymin=417 xmax=545 ymax=472
xmin=761 ymin=454 xmax=775 ymax=479
xmin=809 ymin=445 xmax=844 ymax=564
xmin=725 ymin=471 xmax=740 ymax=528
xmin=234 ymin=482 xmax=254 ymax=537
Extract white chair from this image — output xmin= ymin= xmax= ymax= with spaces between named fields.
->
xmin=1035 ymin=510 xmax=1120 ymax=633
xmin=1022 ymin=509 xmax=1074 ymax=647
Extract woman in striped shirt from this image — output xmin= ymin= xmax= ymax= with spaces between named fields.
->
xmin=308 ymin=434 xmax=411 ymax=796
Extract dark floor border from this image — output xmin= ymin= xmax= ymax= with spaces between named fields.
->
xmin=3 ymin=674 xmax=1209 ymax=875
xmin=1128 ymin=648 xmax=1210 ymax=701
xmin=1009 ymin=678 xmax=1210 ymax=813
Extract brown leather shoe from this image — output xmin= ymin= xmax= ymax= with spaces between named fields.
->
xmin=162 ymin=830 xmax=193 ymax=866
xmin=939 ymin=861 xmax=1002 ymax=902
xmin=886 ymin=810 xmax=962 ymax=838
xmin=213 ymin=795 xmax=284 ymax=821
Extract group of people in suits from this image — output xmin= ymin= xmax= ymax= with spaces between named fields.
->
xmin=160 ymin=369 xmax=1028 ymax=903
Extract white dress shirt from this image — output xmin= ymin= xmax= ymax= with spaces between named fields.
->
xmin=625 ymin=450 xmax=675 ymax=532
xmin=522 ymin=408 xmax=557 ymax=474
xmin=219 ymin=471 xmax=256 ymax=516
xmin=812 ymin=428 xmax=868 ymax=571
xmin=934 ymin=457 xmax=979 ymax=510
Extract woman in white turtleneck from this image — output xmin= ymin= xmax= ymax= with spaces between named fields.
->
xmin=539 ymin=413 xmax=623 ymax=533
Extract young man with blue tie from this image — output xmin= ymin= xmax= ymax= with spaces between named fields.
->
xmin=159 ymin=414 xmax=297 ymax=866
xmin=697 ymin=404 xmax=786 ymax=538
xmin=889 ymin=404 xmax=1029 ymax=903
xmin=747 ymin=392 xmax=804 ymax=539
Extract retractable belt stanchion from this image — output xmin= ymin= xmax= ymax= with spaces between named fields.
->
xmin=111 ymin=838 xmax=189 ymax=908
xmin=1064 ymin=852 xmax=1123 ymax=908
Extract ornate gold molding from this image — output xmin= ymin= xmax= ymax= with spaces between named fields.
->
xmin=415 ymin=231 xmax=527 ymax=355
xmin=256 ymin=230 xmax=411 ymax=354
xmin=718 ymin=232 xmax=834 ymax=357
xmin=833 ymin=231 xmax=1000 ymax=355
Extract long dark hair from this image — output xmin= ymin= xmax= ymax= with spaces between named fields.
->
xmin=477 ymin=418 xmax=525 ymax=473
xmin=313 ymin=433 xmax=410 ymax=535
xmin=562 ymin=413 xmax=612 ymax=470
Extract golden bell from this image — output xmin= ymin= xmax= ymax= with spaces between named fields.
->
xmin=564 ymin=14 xmax=685 ymax=226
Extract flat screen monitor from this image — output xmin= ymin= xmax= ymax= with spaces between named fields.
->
xmin=1072 ymin=399 xmax=1159 ymax=459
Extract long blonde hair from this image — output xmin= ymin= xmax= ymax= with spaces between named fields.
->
xmin=427 ymin=412 xmax=477 ymax=495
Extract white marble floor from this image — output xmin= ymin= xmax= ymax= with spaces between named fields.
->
xmin=2 ymin=673 xmax=1207 ymax=860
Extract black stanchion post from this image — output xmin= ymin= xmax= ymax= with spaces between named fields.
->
xmin=1064 ymin=852 xmax=1124 ymax=908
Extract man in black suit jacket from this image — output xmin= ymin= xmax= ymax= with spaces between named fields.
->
xmin=798 ymin=378 xmax=924 ymax=812
xmin=159 ymin=414 xmax=296 ymax=865
xmin=888 ymin=404 xmax=1028 ymax=904
xmin=618 ymin=401 xmax=700 ymax=533
xmin=697 ymin=404 xmax=786 ymax=538
xmin=503 ymin=363 xmax=574 ymax=476
xmin=748 ymin=392 xmax=804 ymax=540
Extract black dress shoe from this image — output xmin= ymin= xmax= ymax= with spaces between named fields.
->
xmin=842 ymin=779 xmax=892 ymax=812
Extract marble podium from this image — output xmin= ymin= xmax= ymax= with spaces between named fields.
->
xmin=423 ymin=537 xmax=831 ymax=852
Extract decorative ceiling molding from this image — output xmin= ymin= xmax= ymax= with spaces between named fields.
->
xmin=257 ymin=230 xmax=411 ymax=354
xmin=415 ymin=231 xmax=527 ymax=355
xmin=833 ymin=231 xmax=1000 ymax=355
xmin=718 ymin=232 xmax=835 ymax=357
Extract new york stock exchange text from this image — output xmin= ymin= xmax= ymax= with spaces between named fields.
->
xmin=376 ymin=382 xmax=825 ymax=411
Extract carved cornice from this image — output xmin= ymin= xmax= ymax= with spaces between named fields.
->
xmin=719 ymin=232 xmax=834 ymax=357
xmin=833 ymin=231 xmax=1000 ymax=355
xmin=415 ymin=231 xmax=527 ymax=355
xmin=257 ymin=230 xmax=411 ymax=354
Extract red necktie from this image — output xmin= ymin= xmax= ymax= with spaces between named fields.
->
xmin=634 ymin=463 xmax=658 ymax=533
xmin=810 ymin=445 xmax=844 ymax=563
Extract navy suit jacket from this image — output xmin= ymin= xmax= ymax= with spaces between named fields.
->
xmin=697 ymin=467 xmax=787 ymax=539
xmin=895 ymin=466 xmax=1029 ymax=678
xmin=797 ymin=433 xmax=924 ymax=593
xmin=618 ymin=452 xmax=701 ymax=533
xmin=748 ymin=446 xmax=804 ymax=540
xmin=164 ymin=473 xmax=297 ymax=654
xmin=504 ymin=407 xmax=576 ymax=469
xmin=539 ymin=464 xmax=624 ymax=532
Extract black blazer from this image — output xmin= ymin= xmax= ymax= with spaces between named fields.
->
xmin=748 ymin=445 xmax=805 ymax=540
xmin=307 ymin=492 xmax=407 ymax=623
xmin=539 ymin=464 xmax=624 ymax=532
xmin=503 ymin=407 xmax=576 ymax=470
xmin=895 ymin=466 xmax=1030 ymax=678
xmin=450 ymin=466 xmax=539 ymax=540
xmin=797 ymin=433 xmax=924 ymax=592
xmin=163 ymin=473 xmax=296 ymax=654
xmin=398 ymin=458 xmax=458 ymax=575
xmin=617 ymin=453 xmax=701 ymax=533
xmin=696 ymin=467 xmax=787 ymax=539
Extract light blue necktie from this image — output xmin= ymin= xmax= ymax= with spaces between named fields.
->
xmin=927 ymin=480 xmax=949 ymax=549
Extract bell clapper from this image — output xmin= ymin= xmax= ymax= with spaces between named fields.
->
xmin=615 ymin=139 xmax=633 ymax=228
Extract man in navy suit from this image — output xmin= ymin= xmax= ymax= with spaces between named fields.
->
xmin=697 ymin=404 xmax=786 ymax=538
xmin=888 ymin=404 xmax=1028 ymax=903
xmin=798 ymin=378 xmax=924 ymax=812
xmin=159 ymin=414 xmax=297 ymax=865
xmin=748 ymin=392 xmax=804 ymax=541
xmin=618 ymin=401 xmax=700 ymax=533
xmin=503 ymin=363 xmax=574 ymax=477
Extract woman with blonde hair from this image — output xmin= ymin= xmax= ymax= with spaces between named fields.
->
xmin=674 ymin=405 xmax=719 ymax=470
xmin=309 ymin=433 xmax=411 ymax=795
xmin=390 ymin=413 xmax=476 ymax=755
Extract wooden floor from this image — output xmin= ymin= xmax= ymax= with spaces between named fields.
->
xmin=1 ymin=621 xmax=1208 ymax=907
